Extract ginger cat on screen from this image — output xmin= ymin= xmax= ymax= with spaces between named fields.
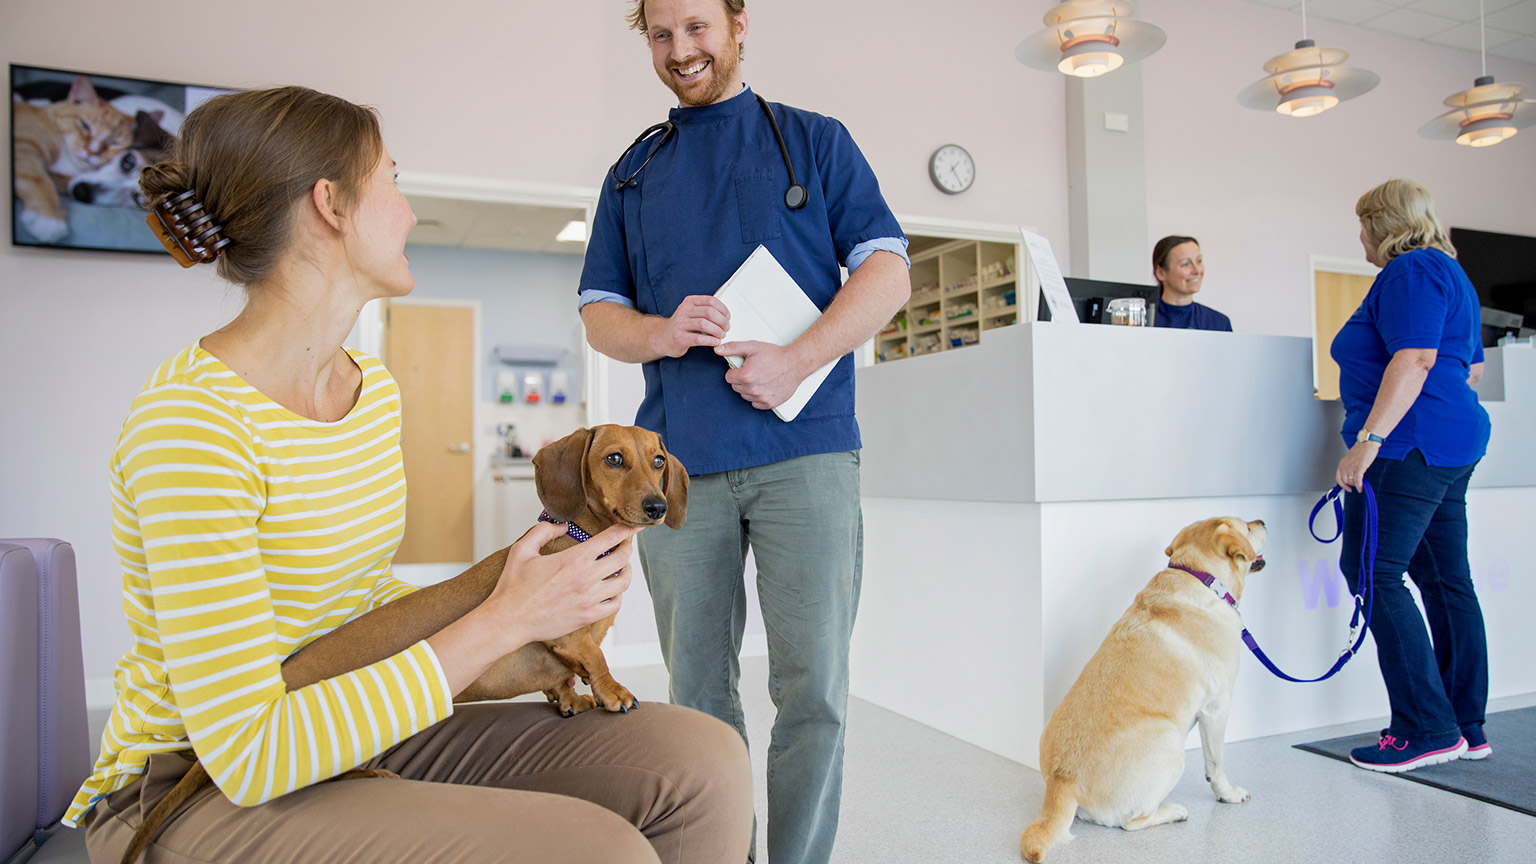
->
xmin=12 ymin=75 xmax=135 ymax=242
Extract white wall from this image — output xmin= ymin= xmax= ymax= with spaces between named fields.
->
xmin=2 ymin=0 xmax=1534 ymax=691
xmin=403 ymin=245 xmax=586 ymax=407
xmin=1140 ymin=0 xmax=1536 ymax=336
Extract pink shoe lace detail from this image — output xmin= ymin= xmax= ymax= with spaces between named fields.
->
xmin=1379 ymin=735 xmax=1409 ymax=751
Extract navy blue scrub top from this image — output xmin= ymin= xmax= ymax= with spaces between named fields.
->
xmin=1330 ymin=248 xmax=1489 ymax=467
xmin=1155 ymin=298 xmax=1232 ymax=331
xmin=579 ymin=86 xmax=905 ymax=476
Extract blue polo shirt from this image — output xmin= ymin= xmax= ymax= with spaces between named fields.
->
xmin=1155 ymin=298 xmax=1232 ymax=331
xmin=1329 ymin=248 xmax=1490 ymax=466
xmin=579 ymin=86 xmax=906 ymax=476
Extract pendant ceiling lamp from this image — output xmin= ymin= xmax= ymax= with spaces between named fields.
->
xmin=1014 ymin=1 xmax=1166 ymax=80
xmin=1419 ymin=1 xmax=1536 ymax=148
xmin=1237 ymin=0 xmax=1378 ymax=117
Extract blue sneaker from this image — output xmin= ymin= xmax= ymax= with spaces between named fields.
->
xmin=1350 ymin=731 xmax=1466 ymax=773
xmin=1461 ymin=724 xmax=1491 ymax=760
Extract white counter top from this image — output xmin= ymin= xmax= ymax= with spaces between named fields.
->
xmin=856 ymin=323 xmax=1532 ymax=503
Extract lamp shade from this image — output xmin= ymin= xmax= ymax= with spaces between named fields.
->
xmin=1015 ymin=0 xmax=1166 ymax=79
xmin=1237 ymin=39 xmax=1379 ymax=116
xmin=1419 ymin=76 xmax=1536 ymax=148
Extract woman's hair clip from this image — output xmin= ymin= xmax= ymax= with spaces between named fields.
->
xmin=146 ymin=189 xmax=231 ymax=268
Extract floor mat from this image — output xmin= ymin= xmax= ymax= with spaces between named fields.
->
xmin=1293 ymin=706 xmax=1536 ymax=817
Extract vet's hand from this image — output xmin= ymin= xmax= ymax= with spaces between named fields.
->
xmin=653 ymin=295 xmax=730 ymax=358
xmin=1336 ymin=442 xmax=1379 ymax=493
xmin=487 ymin=521 xmax=638 ymax=650
xmin=718 ymin=340 xmax=809 ymax=411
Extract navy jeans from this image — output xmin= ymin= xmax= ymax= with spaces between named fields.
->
xmin=1341 ymin=448 xmax=1487 ymax=741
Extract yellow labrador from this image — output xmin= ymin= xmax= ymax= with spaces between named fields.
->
xmin=1021 ymin=517 xmax=1267 ymax=862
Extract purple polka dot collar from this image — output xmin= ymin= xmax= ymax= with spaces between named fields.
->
xmin=538 ymin=510 xmax=592 ymax=544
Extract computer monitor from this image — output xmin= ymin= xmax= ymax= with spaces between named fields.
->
xmin=1037 ymin=277 xmax=1161 ymax=325
xmin=1449 ymin=227 xmax=1536 ymax=347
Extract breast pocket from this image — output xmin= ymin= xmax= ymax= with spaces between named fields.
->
xmin=734 ymin=170 xmax=782 ymax=245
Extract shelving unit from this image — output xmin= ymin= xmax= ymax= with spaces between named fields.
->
xmin=876 ymin=236 xmax=1029 ymax=363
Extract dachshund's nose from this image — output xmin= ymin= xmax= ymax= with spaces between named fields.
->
xmin=643 ymin=497 xmax=668 ymax=521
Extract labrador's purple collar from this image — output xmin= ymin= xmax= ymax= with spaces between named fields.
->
xmin=1169 ymin=563 xmax=1239 ymax=608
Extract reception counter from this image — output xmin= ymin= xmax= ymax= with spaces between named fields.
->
xmin=850 ymin=323 xmax=1534 ymax=768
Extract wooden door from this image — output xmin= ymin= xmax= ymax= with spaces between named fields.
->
xmin=1314 ymin=271 xmax=1375 ymax=400
xmin=385 ymin=302 xmax=475 ymax=563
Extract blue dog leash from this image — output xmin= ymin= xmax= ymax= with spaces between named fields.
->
xmin=1239 ymin=481 xmax=1378 ymax=683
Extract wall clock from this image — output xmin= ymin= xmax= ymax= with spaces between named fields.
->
xmin=929 ymin=144 xmax=975 ymax=194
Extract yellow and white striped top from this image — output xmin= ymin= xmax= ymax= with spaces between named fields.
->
xmin=65 ymin=343 xmax=452 ymax=826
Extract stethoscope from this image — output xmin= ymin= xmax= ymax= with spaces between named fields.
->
xmin=610 ymin=93 xmax=808 ymax=210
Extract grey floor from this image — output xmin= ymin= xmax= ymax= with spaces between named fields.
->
xmin=78 ymin=659 xmax=1535 ymax=864
xmin=617 ymin=657 xmax=1536 ymax=864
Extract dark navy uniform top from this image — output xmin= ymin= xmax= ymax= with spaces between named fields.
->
xmin=1154 ymin=298 xmax=1233 ymax=331
xmin=578 ymin=86 xmax=904 ymax=475
xmin=1330 ymin=248 xmax=1489 ymax=466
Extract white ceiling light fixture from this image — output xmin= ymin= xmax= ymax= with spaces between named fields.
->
xmin=1237 ymin=0 xmax=1378 ymax=118
xmin=1014 ymin=1 xmax=1166 ymax=80
xmin=1418 ymin=1 xmax=1536 ymax=149
xmin=555 ymin=220 xmax=587 ymax=243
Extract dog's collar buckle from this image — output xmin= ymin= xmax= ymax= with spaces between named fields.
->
xmin=1168 ymin=562 xmax=1239 ymax=609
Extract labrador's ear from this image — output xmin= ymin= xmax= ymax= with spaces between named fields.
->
xmin=533 ymin=427 xmax=594 ymax=522
xmin=1217 ymin=522 xmax=1256 ymax=572
xmin=662 ymin=447 xmax=690 ymax=529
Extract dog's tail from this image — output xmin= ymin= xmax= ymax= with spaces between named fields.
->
xmin=1020 ymin=774 xmax=1078 ymax=863
xmin=119 ymin=759 xmax=211 ymax=864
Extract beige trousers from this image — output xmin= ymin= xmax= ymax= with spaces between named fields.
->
xmin=83 ymin=701 xmax=753 ymax=864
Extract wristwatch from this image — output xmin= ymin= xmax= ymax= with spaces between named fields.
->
xmin=1356 ymin=428 xmax=1386 ymax=445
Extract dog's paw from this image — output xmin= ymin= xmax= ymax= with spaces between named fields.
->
xmin=1214 ymin=784 xmax=1250 ymax=804
xmin=556 ymin=692 xmax=598 ymax=717
xmin=20 ymin=209 xmax=68 ymax=243
xmin=593 ymin=680 xmax=639 ymax=713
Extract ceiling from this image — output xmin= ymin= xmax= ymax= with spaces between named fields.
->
xmin=404 ymin=195 xmax=588 ymax=255
xmin=1242 ymin=0 xmax=1536 ymax=65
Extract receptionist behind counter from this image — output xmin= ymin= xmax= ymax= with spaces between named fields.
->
xmin=1152 ymin=235 xmax=1233 ymax=331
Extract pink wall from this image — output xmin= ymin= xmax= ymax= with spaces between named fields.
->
xmin=2 ymin=0 xmax=1533 ymax=685
xmin=0 ymin=0 xmax=1068 ymax=686
xmin=1141 ymin=0 xmax=1536 ymax=336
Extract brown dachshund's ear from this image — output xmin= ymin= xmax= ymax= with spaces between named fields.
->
xmin=533 ymin=428 xmax=594 ymax=522
xmin=662 ymin=449 xmax=689 ymax=529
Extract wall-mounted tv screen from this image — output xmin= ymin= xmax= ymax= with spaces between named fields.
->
xmin=1450 ymin=227 xmax=1536 ymax=346
xmin=10 ymin=64 xmax=234 ymax=254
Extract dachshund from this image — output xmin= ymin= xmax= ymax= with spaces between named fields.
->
xmin=119 ymin=425 xmax=687 ymax=864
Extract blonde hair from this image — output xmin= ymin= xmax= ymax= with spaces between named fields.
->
xmin=1355 ymin=178 xmax=1456 ymax=265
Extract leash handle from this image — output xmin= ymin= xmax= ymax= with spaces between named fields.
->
xmin=1246 ymin=481 xmax=1377 ymax=683
xmin=1308 ymin=485 xmax=1344 ymax=543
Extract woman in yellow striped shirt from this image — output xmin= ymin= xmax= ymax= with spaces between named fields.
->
xmin=69 ymin=86 xmax=751 ymax=864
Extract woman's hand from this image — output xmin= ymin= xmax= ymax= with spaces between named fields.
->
xmin=1336 ymin=442 xmax=1379 ymax=493
xmin=483 ymin=522 xmax=639 ymax=652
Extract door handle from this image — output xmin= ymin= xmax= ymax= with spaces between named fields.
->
xmin=447 ymin=442 xmax=471 ymax=454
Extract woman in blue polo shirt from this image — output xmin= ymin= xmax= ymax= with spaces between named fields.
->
xmin=1151 ymin=235 xmax=1232 ymax=331
xmin=1330 ymin=178 xmax=1492 ymax=774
